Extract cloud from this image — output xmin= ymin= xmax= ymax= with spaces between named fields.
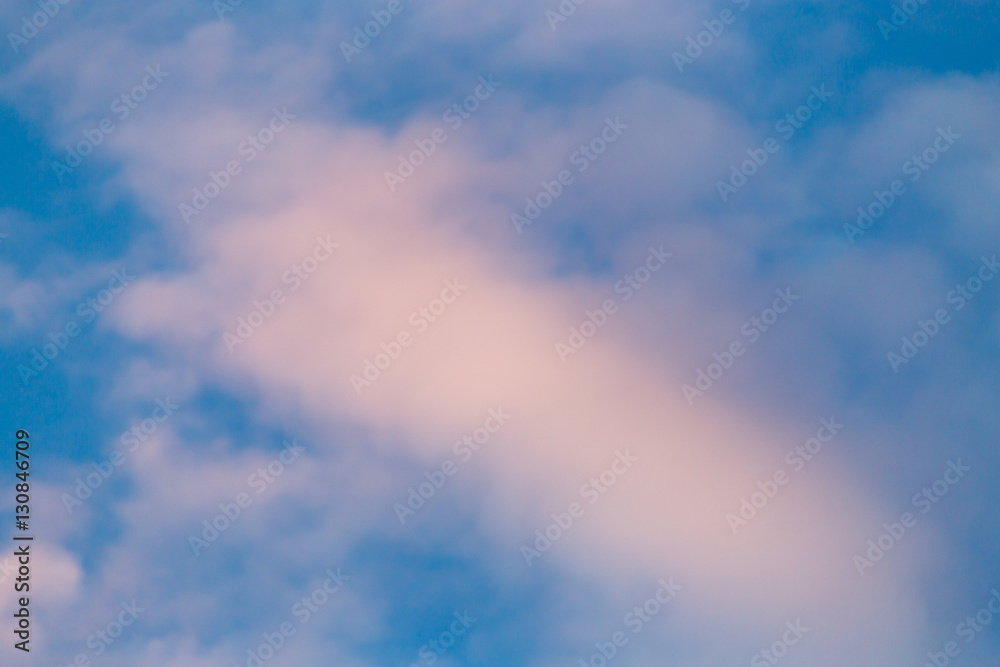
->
xmin=2 ymin=1 xmax=999 ymax=664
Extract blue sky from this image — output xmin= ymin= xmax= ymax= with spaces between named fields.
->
xmin=1 ymin=1 xmax=999 ymax=665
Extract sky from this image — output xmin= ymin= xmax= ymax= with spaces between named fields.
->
xmin=0 ymin=0 xmax=999 ymax=665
